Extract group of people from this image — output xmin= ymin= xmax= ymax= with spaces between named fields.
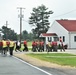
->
xmin=0 ymin=39 xmax=15 ymax=56
xmin=0 ymin=37 xmax=65 ymax=56
xmin=46 ymin=41 xmax=58 ymax=52
xmin=32 ymin=40 xmax=44 ymax=52
xmin=46 ymin=37 xmax=65 ymax=52
xmin=31 ymin=38 xmax=65 ymax=52
xmin=15 ymin=40 xmax=28 ymax=52
xmin=0 ymin=39 xmax=28 ymax=56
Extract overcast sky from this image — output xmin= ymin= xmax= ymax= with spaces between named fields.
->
xmin=0 ymin=0 xmax=76 ymax=34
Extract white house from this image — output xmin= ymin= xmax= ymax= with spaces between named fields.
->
xmin=46 ymin=20 xmax=76 ymax=49
xmin=40 ymin=20 xmax=76 ymax=49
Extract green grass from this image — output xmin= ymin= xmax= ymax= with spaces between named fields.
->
xmin=27 ymin=41 xmax=32 ymax=47
xmin=26 ymin=53 xmax=76 ymax=67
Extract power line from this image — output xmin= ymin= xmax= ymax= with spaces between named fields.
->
xmin=51 ymin=9 xmax=76 ymax=18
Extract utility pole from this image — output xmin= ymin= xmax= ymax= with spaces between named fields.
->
xmin=17 ymin=7 xmax=25 ymax=45
xmin=5 ymin=21 xmax=9 ymax=40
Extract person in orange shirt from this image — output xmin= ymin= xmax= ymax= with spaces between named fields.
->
xmin=6 ymin=39 xmax=10 ymax=51
xmin=32 ymin=40 xmax=37 ymax=52
xmin=39 ymin=40 xmax=44 ymax=52
xmin=0 ymin=40 xmax=3 ymax=55
xmin=23 ymin=40 xmax=28 ymax=52
xmin=52 ymin=41 xmax=58 ymax=52
xmin=35 ymin=40 xmax=40 ymax=52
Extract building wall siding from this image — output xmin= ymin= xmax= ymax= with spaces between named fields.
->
xmin=47 ymin=21 xmax=71 ymax=48
xmin=70 ymin=33 xmax=76 ymax=48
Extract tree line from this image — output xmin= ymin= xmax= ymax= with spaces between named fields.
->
xmin=0 ymin=26 xmax=33 ymax=41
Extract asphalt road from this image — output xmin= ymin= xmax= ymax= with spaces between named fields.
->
xmin=0 ymin=54 xmax=52 ymax=75
xmin=0 ymin=50 xmax=76 ymax=75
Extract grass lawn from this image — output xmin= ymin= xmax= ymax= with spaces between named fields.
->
xmin=26 ymin=53 xmax=76 ymax=67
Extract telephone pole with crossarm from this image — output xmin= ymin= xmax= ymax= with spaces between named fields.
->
xmin=17 ymin=7 xmax=25 ymax=45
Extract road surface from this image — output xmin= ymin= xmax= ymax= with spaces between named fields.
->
xmin=0 ymin=54 xmax=52 ymax=75
xmin=0 ymin=53 xmax=76 ymax=75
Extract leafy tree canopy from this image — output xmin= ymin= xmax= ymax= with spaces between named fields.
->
xmin=0 ymin=26 xmax=17 ymax=40
xmin=29 ymin=4 xmax=53 ymax=38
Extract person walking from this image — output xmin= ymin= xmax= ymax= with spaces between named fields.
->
xmin=59 ymin=37 xmax=65 ymax=52
xmin=2 ymin=39 xmax=7 ymax=56
xmin=6 ymin=39 xmax=10 ymax=51
xmin=47 ymin=41 xmax=52 ymax=52
xmin=23 ymin=40 xmax=28 ymax=52
xmin=15 ymin=40 xmax=21 ymax=52
xmin=32 ymin=41 xmax=37 ymax=52
xmin=52 ymin=41 xmax=58 ymax=52
xmin=0 ymin=40 xmax=3 ymax=54
xmin=9 ymin=40 xmax=15 ymax=56
xmin=39 ymin=40 xmax=44 ymax=52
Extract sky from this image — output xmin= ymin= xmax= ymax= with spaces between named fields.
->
xmin=0 ymin=0 xmax=76 ymax=34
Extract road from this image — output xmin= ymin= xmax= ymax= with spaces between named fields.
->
xmin=0 ymin=54 xmax=52 ymax=75
xmin=0 ymin=50 xmax=76 ymax=75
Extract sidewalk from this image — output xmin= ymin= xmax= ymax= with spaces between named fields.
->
xmin=58 ymin=49 xmax=76 ymax=54
xmin=13 ymin=49 xmax=76 ymax=55
xmin=64 ymin=49 xmax=76 ymax=55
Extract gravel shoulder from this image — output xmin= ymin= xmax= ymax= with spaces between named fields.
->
xmin=14 ymin=53 xmax=76 ymax=69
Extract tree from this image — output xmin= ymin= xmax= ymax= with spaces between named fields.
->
xmin=1 ymin=26 xmax=17 ymax=40
xmin=22 ymin=30 xmax=28 ymax=40
xmin=22 ymin=30 xmax=34 ymax=41
xmin=29 ymin=4 xmax=53 ymax=38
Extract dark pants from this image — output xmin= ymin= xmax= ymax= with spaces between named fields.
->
xmin=9 ymin=47 xmax=14 ymax=55
xmin=2 ymin=47 xmax=7 ymax=55
xmin=0 ymin=46 xmax=2 ymax=53
xmin=15 ymin=45 xmax=21 ymax=52
xmin=53 ymin=45 xmax=57 ymax=52
xmin=23 ymin=45 xmax=28 ymax=51
xmin=32 ymin=46 xmax=36 ymax=52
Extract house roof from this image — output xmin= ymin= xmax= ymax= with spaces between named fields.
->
xmin=56 ymin=20 xmax=76 ymax=31
xmin=40 ymin=33 xmax=57 ymax=37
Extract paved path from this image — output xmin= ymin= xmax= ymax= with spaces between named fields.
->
xmin=0 ymin=54 xmax=52 ymax=75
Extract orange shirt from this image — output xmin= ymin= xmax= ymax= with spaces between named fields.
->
xmin=32 ymin=41 xmax=37 ymax=46
xmin=24 ymin=41 xmax=27 ymax=45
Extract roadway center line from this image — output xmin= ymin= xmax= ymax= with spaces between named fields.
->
xmin=13 ymin=56 xmax=53 ymax=75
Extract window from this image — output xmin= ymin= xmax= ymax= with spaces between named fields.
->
xmin=74 ymin=36 xmax=76 ymax=42
xmin=63 ymin=36 xmax=65 ymax=42
xmin=54 ymin=37 xmax=58 ymax=41
xmin=48 ymin=37 xmax=52 ymax=42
